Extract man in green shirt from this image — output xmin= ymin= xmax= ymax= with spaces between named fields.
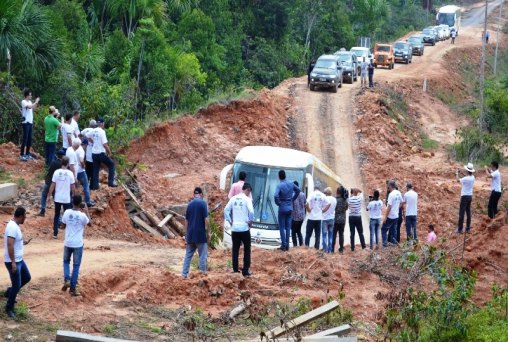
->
xmin=44 ymin=106 xmax=61 ymax=166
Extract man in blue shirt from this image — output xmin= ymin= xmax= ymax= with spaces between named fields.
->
xmin=181 ymin=187 xmax=209 ymax=279
xmin=224 ymin=183 xmax=254 ymax=277
xmin=274 ymin=170 xmax=301 ymax=251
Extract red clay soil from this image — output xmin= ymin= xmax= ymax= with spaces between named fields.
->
xmin=0 ymin=142 xmax=44 ymax=182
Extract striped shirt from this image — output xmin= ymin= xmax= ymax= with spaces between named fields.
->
xmin=347 ymin=195 xmax=363 ymax=216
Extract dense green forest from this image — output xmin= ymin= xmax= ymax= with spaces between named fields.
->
xmin=0 ymin=0 xmax=449 ymax=150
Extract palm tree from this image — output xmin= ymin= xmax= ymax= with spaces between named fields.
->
xmin=0 ymin=0 xmax=61 ymax=80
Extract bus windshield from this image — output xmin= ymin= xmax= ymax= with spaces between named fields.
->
xmin=437 ymin=13 xmax=455 ymax=26
xmin=232 ymin=162 xmax=305 ymax=229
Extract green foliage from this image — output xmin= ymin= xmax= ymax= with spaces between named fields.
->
xmin=208 ymin=212 xmax=223 ymax=250
xmin=421 ymin=133 xmax=439 ymax=150
xmin=103 ymin=323 xmax=118 ymax=335
xmin=452 ymin=127 xmax=504 ymax=164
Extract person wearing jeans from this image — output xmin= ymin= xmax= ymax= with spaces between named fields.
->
xmin=367 ymin=190 xmax=383 ymax=249
xmin=333 ymin=186 xmax=348 ymax=254
xmin=61 ymin=195 xmax=91 ymax=296
xmin=20 ymin=89 xmax=40 ymax=161
xmin=274 ymin=170 xmax=301 ymax=251
xmin=89 ymin=118 xmax=117 ymax=190
xmin=456 ymin=163 xmax=475 ymax=233
xmin=47 ymin=157 xmax=76 ymax=239
xmin=291 ymin=181 xmax=306 ymax=247
xmin=485 ymin=161 xmax=502 ymax=219
xmin=224 ymin=183 xmax=254 ymax=276
xmin=38 ymin=153 xmax=64 ymax=217
xmin=4 ymin=207 xmax=32 ymax=318
xmin=305 ymin=187 xmax=326 ymax=249
xmin=347 ymin=188 xmax=366 ymax=251
xmin=181 ymin=187 xmax=209 ymax=278
xmin=381 ymin=180 xmax=403 ymax=247
xmin=402 ymin=183 xmax=418 ymax=241
xmin=321 ymin=187 xmax=337 ymax=253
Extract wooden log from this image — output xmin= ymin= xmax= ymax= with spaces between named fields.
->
xmin=168 ymin=217 xmax=185 ymax=236
xmin=131 ymin=216 xmax=163 ymax=237
xmin=264 ymin=300 xmax=340 ymax=339
xmin=122 ymin=184 xmax=141 ymax=208
xmin=306 ymin=325 xmax=352 ymax=338
xmin=158 ymin=214 xmax=173 ymax=228
xmin=56 ymin=330 xmax=137 ymax=341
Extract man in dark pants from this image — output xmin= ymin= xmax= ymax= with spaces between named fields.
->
xmin=4 ymin=207 xmax=32 ymax=319
xmin=44 ymin=106 xmax=61 ymax=167
xmin=381 ymin=180 xmax=403 ymax=246
xmin=333 ymin=186 xmax=348 ymax=254
xmin=224 ymin=183 xmax=254 ymax=277
xmin=81 ymin=119 xmax=97 ymax=182
xmin=347 ymin=187 xmax=366 ymax=251
xmin=368 ymin=60 xmax=375 ymax=88
xmin=89 ymin=117 xmax=117 ymax=190
xmin=456 ymin=163 xmax=475 ymax=233
xmin=274 ymin=170 xmax=300 ymax=251
xmin=305 ymin=187 xmax=326 ymax=249
xmin=485 ymin=161 xmax=502 ymax=219
xmin=291 ymin=181 xmax=306 ymax=247
xmin=38 ymin=150 xmax=64 ymax=217
xmin=20 ymin=89 xmax=40 ymax=161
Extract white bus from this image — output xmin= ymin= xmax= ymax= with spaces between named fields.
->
xmin=436 ymin=5 xmax=461 ymax=35
xmin=219 ymin=146 xmax=344 ymax=249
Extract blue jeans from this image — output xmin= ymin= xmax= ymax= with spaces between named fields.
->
xmin=181 ymin=243 xmax=208 ymax=278
xmin=278 ymin=211 xmax=292 ymax=249
xmin=40 ymin=183 xmax=50 ymax=210
xmin=45 ymin=142 xmax=56 ymax=166
xmin=63 ymin=246 xmax=83 ymax=289
xmin=382 ymin=218 xmax=399 ymax=246
xmin=91 ymin=153 xmax=115 ymax=190
xmin=369 ymin=218 xmax=381 ymax=249
xmin=20 ymin=123 xmax=33 ymax=155
xmin=53 ymin=202 xmax=72 ymax=237
xmin=4 ymin=260 xmax=31 ymax=311
xmin=405 ymin=216 xmax=417 ymax=241
xmin=77 ymin=171 xmax=91 ymax=204
xmin=321 ymin=219 xmax=334 ymax=253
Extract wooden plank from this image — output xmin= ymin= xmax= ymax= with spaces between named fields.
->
xmin=56 ymin=330 xmax=137 ymax=341
xmin=143 ymin=211 xmax=160 ymax=227
xmin=265 ymin=300 xmax=340 ymax=339
xmin=302 ymin=337 xmax=341 ymax=342
xmin=169 ymin=217 xmax=185 ymax=235
xmin=158 ymin=214 xmax=173 ymax=228
xmin=131 ymin=216 xmax=163 ymax=237
xmin=122 ymin=184 xmax=141 ymax=208
xmin=307 ymin=325 xmax=352 ymax=338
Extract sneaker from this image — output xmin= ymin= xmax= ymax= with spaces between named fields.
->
xmin=455 ymin=229 xmax=463 ymax=234
xmin=242 ymin=271 xmax=253 ymax=277
xmin=108 ymin=183 xmax=118 ymax=188
xmin=62 ymin=280 xmax=70 ymax=292
xmin=69 ymin=288 xmax=81 ymax=296
xmin=6 ymin=310 xmax=16 ymax=319
xmin=52 ymin=235 xmax=57 ymax=239
xmin=339 ymin=248 xmax=344 ymax=255
xmin=37 ymin=210 xmax=45 ymax=217
xmin=26 ymin=154 xmax=35 ymax=161
xmin=86 ymin=201 xmax=95 ymax=208
xmin=19 ymin=155 xmax=27 ymax=162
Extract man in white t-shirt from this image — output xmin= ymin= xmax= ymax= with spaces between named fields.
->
xmin=456 ymin=163 xmax=475 ymax=233
xmin=71 ymin=111 xmax=81 ymax=138
xmin=305 ymin=187 xmax=326 ymax=249
xmin=89 ymin=118 xmax=116 ymax=190
xmin=61 ymin=195 xmax=91 ymax=296
xmin=3 ymin=207 xmax=32 ymax=318
xmin=367 ymin=190 xmax=383 ymax=249
xmin=360 ymin=57 xmax=369 ymax=88
xmin=20 ymin=89 xmax=40 ymax=161
xmin=61 ymin=113 xmax=74 ymax=152
xmin=81 ymin=119 xmax=97 ymax=181
xmin=67 ymin=138 xmax=94 ymax=208
xmin=381 ymin=180 xmax=403 ymax=246
xmin=347 ymin=187 xmax=366 ymax=251
xmin=402 ymin=182 xmax=418 ymax=241
xmin=321 ymin=188 xmax=337 ymax=253
xmin=48 ymin=156 xmax=76 ymax=239
xmin=485 ymin=161 xmax=502 ymax=219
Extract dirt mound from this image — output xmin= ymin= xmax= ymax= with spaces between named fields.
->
xmin=126 ymin=91 xmax=291 ymax=209
xmin=0 ymin=142 xmax=44 ymax=183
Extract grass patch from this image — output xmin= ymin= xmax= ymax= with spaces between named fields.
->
xmin=377 ymin=86 xmax=409 ymax=132
xmin=421 ymin=133 xmax=439 ymax=150
xmin=103 ymin=323 xmax=118 ymax=335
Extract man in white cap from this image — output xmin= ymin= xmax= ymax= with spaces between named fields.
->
xmin=456 ymin=163 xmax=475 ymax=234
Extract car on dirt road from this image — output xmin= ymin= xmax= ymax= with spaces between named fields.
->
xmin=408 ymin=35 xmax=425 ymax=55
xmin=373 ymin=43 xmax=395 ymax=69
xmin=438 ymin=24 xmax=451 ymax=38
xmin=350 ymin=47 xmax=373 ymax=68
xmin=309 ymin=55 xmax=343 ymax=92
xmin=334 ymin=50 xmax=359 ymax=84
xmin=433 ymin=26 xmax=446 ymax=41
xmin=393 ymin=41 xmax=413 ymax=64
xmin=422 ymin=28 xmax=437 ymax=45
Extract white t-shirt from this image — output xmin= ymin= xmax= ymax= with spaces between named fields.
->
xmin=75 ymin=146 xmax=85 ymax=174
xmin=81 ymin=128 xmax=94 ymax=162
xmin=21 ymin=99 xmax=33 ymax=124
xmin=307 ymin=190 xmax=326 ymax=221
xmin=323 ymin=196 xmax=337 ymax=220
xmin=52 ymin=168 xmax=75 ymax=204
xmin=71 ymin=119 xmax=80 ymax=137
xmin=62 ymin=209 xmax=89 ymax=248
xmin=367 ymin=199 xmax=383 ymax=219
xmin=387 ymin=190 xmax=403 ymax=219
xmin=61 ymin=123 xmax=74 ymax=149
xmin=361 ymin=61 xmax=369 ymax=74
xmin=91 ymin=127 xmax=108 ymax=154
xmin=460 ymin=175 xmax=475 ymax=196
xmin=403 ymin=190 xmax=418 ymax=216
xmin=347 ymin=194 xmax=363 ymax=216
xmin=66 ymin=147 xmax=79 ymax=177
xmin=491 ymin=170 xmax=501 ymax=192
xmin=4 ymin=220 xmax=23 ymax=262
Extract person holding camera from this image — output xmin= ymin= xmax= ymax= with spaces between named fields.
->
xmin=381 ymin=180 xmax=403 ymax=247
xmin=456 ymin=163 xmax=475 ymax=234
xmin=61 ymin=195 xmax=91 ymax=296
xmin=347 ymin=187 xmax=366 ymax=251
xmin=332 ymin=186 xmax=348 ymax=254
xmin=224 ymin=183 xmax=254 ymax=277
xmin=367 ymin=190 xmax=383 ymax=249
xmin=485 ymin=161 xmax=502 ymax=219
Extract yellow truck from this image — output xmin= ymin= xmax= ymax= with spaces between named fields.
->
xmin=373 ymin=43 xmax=395 ymax=69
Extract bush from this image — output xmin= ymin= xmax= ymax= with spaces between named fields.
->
xmin=452 ymin=127 xmax=504 ymax=164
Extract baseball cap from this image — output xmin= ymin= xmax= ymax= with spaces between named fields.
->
xmin=97 ymin=117 xmax=105 ymax=124
xmin=193 ymin=187 xmax=203 ymax=195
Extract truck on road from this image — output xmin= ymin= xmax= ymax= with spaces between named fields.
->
xmin=373 ymin=43 xmax=395 ymax=69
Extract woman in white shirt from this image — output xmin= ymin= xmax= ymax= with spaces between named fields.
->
xmin=367 ymin=190 xmax=383 ymax=249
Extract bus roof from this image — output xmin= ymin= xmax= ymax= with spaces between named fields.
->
xmin=438 ymin=5 xmax=461 ymax=13
xmin=235 ymin=146 xmax=314 ymax=168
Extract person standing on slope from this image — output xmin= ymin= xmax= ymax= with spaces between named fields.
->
xmin=367 ymin=190 xmax=383 ymax=249
xmin=291 ymin=181 xmax=306 ymax=247
xmin=321 ymin=187 xmax=337 ymax=253
xmin=274 ymin=170 xmax=301 ymax=251
xmin=402 ymin=182 xmax=418 ymax=241
xmin=485 ymin=161 xmax=502 ymax=219
xmin=20 ymin=89 xmax=40 ymax=161
xmin=347 ymin=188 xmax=366 ymax=251
xmin=451 ymin=28 xmax=457 ymax=44
xmin=229 ymin=171 xmax=252 ymax=200
xmin=332 ymin=186 xmax=348 ymax=254
xmin=360 ymin=57 xmax=369 ymax=88
xmin=305 ymin=186 xmax=326 ymax=249
xmin=368 ymin=59 xmax=375 ymax=88
xmin=381 ymin=180 xmax=403 ymax=247
xmin=44 ymin=106 xmax=62 ymax=166
xmin=456 ymin=163 xmax=475 ymax=234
